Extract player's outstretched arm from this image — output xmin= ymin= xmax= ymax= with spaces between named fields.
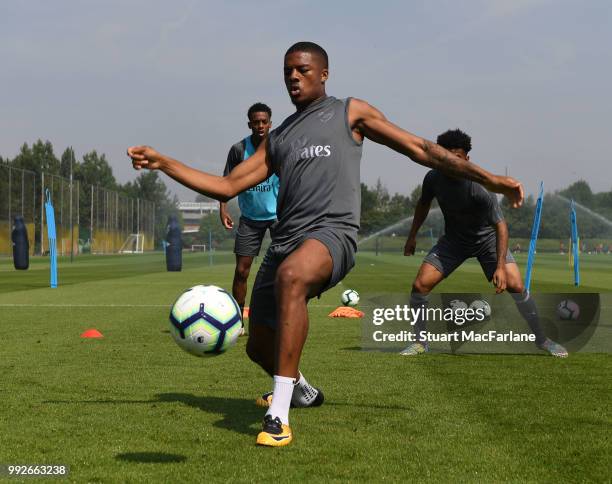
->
xmin=404 ymin=199 xmax=431 ymax=256
xmin=348 ymin=99 xmax=524 ymax=208
xmin=492 ymin=221 xmax=509 ymax=293
xmin=127 ymin=142 xmax=272 ymax=202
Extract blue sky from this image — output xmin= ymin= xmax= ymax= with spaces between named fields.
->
xmin=1 ymin=0 xmax=610 ymax=200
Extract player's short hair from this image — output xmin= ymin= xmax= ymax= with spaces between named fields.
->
xmin=247 ymin=102 xmax=272 ymax=121
xmin=285 ymin=41 xmax=329 ymax=68
xmin=436 ymin=129 xmax=472 ymax=153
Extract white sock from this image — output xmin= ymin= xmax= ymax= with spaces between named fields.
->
xmin=291 ymin=372 xmax=319 ymax=407
xmin=266 ymin=375 xmax=294 ymax=425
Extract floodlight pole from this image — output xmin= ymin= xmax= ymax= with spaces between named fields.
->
xmin=90 ymin=185 xmax=94 ymax=253
xmin=8 ymin=166 xmax=12 ymax=227
xmin=41 ymin=172 xmax=45 ymax=255
xmin=209 ymin=229 xmax=213 ymax=266
xmin=69 ymin=147 xmax=74 ymax=263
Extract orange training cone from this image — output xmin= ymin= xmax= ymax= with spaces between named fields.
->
xmin=242 ymin=307 xmax=250 ymax=319
xmin=81 ymin=329 xmax=104 ymax=339
xmin=328 ymin=307 xmax=365 ymax=318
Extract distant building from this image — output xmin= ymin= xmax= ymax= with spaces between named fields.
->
xmin=178 ymin=201 xmax=218 ymax=233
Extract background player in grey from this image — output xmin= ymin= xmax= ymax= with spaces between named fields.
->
xmin=401 ymin=129 xmax=567 ymax=357
xmin=128 ymin=42 xmax=524 ymax=447
xmin=219 ymin=103 xmax=278 ymax=333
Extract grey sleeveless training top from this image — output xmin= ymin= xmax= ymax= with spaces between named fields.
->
xmin=421 ymin=169 xmax=504 ymax=250
xmin=267 ymin=96 xmax=363 ymax=250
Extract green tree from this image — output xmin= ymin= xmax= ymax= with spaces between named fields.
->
xmin=60 ymin=147 xmax=77 ymax=179
xmin=593 ymin=191 xmax=612 ymax=219
xmin=502 ymin=194 xmax=535 ymax=238
xmin=76 ymin=150 xmax=117 ymax=189
xmin=560 ymin=180 xmax=593 ymax=206
xmin=360 ymin=179 xmax=413 ymax=236
xmin=123 ymin=171 xmax=180 ymax=249
xmin=409 ymin=185 xmax=422 ymax=207
xmin=12 ymin=140 xmax=59 ymax=176
xmin=73 ymin=150 xmax=117 ymax=238
xmin=197 ymin=211 xmax=234 ymax=248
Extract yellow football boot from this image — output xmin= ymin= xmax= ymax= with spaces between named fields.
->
xmin=256 ymin=415 xmax=293 ymax=447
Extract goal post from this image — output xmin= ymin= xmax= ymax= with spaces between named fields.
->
xmin=120 ymin=233 xmax=144 ymax=254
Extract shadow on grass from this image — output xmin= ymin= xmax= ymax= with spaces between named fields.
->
xmin=44 ymin=394 xmax=260 ymax=437
xmin=116 ymin=452 xmax=186 ymax=464
xmin=157 ymin=393 xmax=260 ymax=436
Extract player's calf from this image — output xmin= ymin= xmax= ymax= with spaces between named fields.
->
xmin=245 ymin=326 xmax=276 ymax=376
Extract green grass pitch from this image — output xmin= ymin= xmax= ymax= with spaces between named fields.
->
xmin=0 ymin=252 xmax=610 ymax=482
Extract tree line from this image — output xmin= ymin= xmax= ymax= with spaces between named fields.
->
xmin=188 ymin=177 xmax=612 ymax=249
xmin=360 ymin=178 xmax=612 ymax=240
xmin=6 ymin=140 xmax=607 ymax=249
xmin=501 ymin=180 xmax=612 ymax=239
xmin=1 ymin=140 xmax=179 ymax=248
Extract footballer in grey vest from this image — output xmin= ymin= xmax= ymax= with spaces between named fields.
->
xmin=255 ymin=95 xmax=363 ymax=301
xmin=400 ymin=129 xmax=567 ymax=359
xmin=268 ymin=95 xmax=362 ymax=252
xmin=128 ymin=41 xmax=525 ymax=447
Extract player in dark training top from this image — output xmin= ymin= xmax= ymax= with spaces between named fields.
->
xmin=220 ymin=103 xmax=279 ymax=333
xmin=128 ymin=42 xmax=524 ymax=447
xmin=400 ymin=129 xmax=567 ymax=357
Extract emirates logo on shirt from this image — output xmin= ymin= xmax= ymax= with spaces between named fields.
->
xmin=297 ymin=145 xmax=332 ymax=159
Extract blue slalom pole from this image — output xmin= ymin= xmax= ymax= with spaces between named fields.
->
xmin=570 ymin=200 xmax=580 ymax=286
xmin=525 ymin=182 xmax=544 ymax=293
xmin=44 ymin=189 xmax=58 ymax=288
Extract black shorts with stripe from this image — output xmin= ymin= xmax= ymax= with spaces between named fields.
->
xmin=424 ymin=235 xmax=515 ymax=281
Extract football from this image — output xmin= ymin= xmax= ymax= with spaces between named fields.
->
xmin=449 ymin=299 xmax=468 ymax=311
xmin=341 ymin=289 xmax=360 ymax=307
xmin=469 ymin=299 xmax=492 ymax=318
xmin=557 ymin=299 xmax=580 ymax=320
xmin=169 ymin=285 xmax=242 ymax=356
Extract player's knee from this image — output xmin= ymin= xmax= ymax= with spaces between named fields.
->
xmin=276 ymin=264 xmax=306 ymax=294
xmin=507 ymin=281 xmax=525 ymax=294
xmin=235 ymin=264 xmax=251 ymax=282
xmin=412 ymin=279 xmax=431 ymax=294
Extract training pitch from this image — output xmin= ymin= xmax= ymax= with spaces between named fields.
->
xmin=0 ymin=252 xmax=610 ymax=482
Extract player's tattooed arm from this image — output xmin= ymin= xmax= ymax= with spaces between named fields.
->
xmin=420 ymin=140 xmax=490 ymax=183
xmin=127 ymin=141 xmax=272 ymax=202
xmin=348 ymin=98 xmax=524 ymax=208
